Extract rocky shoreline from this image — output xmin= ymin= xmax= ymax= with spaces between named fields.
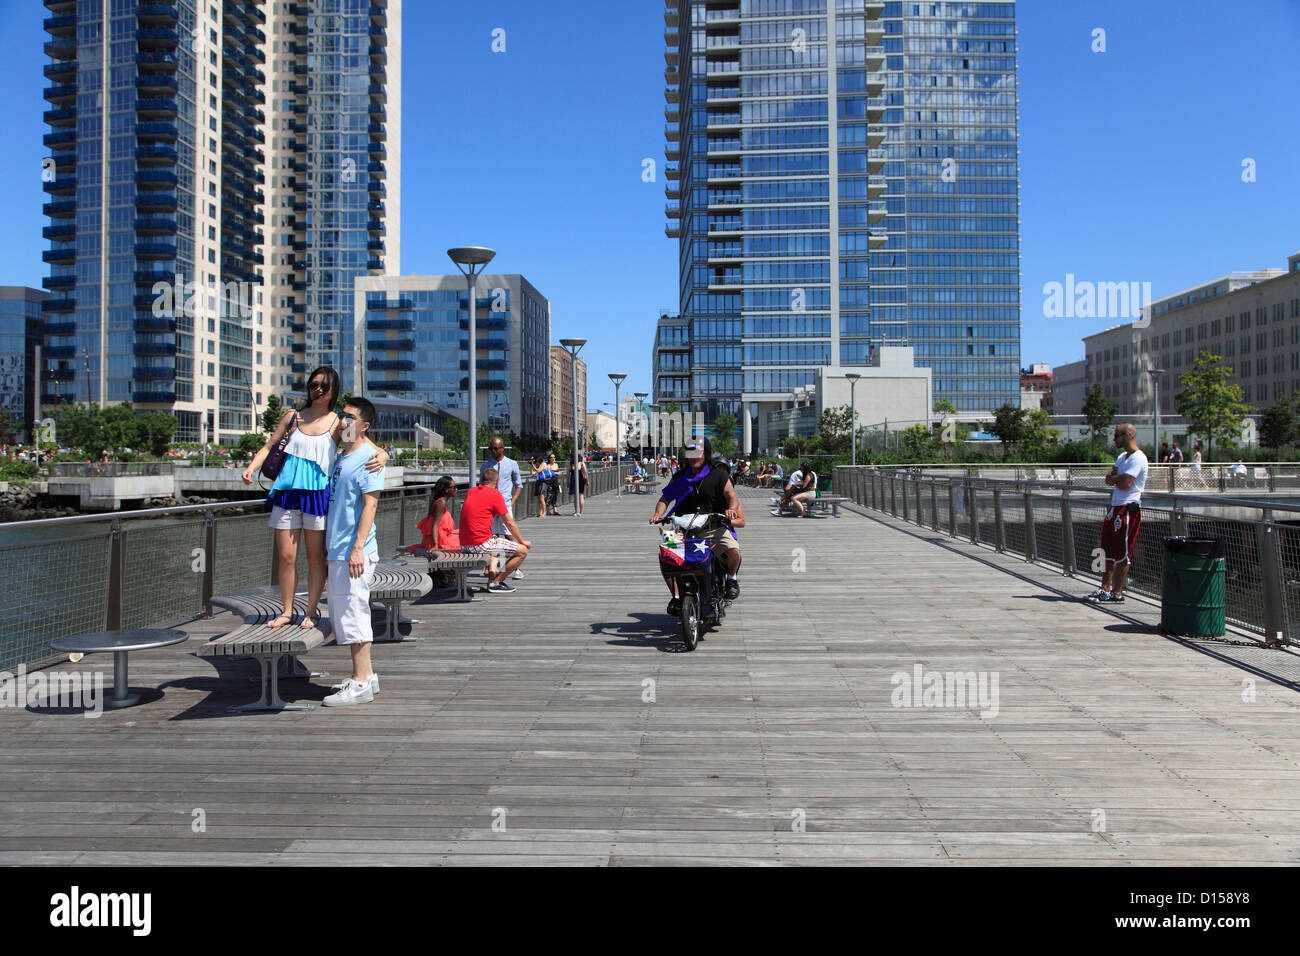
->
xmin=0 ymin=482 xmax=240 ymax=523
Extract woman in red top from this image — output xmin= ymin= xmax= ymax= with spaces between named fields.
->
xmin=415 ymin=475 xmax=460 ymax=551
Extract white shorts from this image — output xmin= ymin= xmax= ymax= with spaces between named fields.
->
xmin=491 ymin=504 xmax=514 ymax=536
xmin=327 ymin=555 xmax=377 ymax=645
xmin=269 ymin=506 xmax=326 ymax=532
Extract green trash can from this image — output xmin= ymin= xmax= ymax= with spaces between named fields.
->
xmin=817 ymin=475 xmax=832 ymax=498
xmin=1161 ymin=537 xmax=1226 ymax=636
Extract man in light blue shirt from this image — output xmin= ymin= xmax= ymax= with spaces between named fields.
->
xmin=323 ymin=398 xmax=385 ymax=706
xmin=481 ymin=436 xmax=524 ymax=576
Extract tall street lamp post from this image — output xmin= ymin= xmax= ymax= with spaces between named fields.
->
xmin=845 ymin=372 xmax=861 ymax=466
xmin=447 ymin=245 xmax=496 ymax=486
xmin=609 ymin=373 xmax=626 ymax=495
xmin=560 ymin=338 xmax=587 ymax=515
xmin=634 ymin=391 xmax=648 ymax=465
xmin=1148 ymin=367 xmax=1164 ymax=457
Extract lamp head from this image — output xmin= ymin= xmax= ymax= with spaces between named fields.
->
xmin=845 ymin=373 xmax=861 ymax=383
xmin=447 ymin=246 xmax=496 ymax=268
xmin=559 ymin=337 xmax=587 ymax=351
xmin=608 ymin=373 xmax=627 ymax=385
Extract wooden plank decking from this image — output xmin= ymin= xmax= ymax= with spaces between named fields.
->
xmin=3 ymin=488 xmax=1300 ymax=865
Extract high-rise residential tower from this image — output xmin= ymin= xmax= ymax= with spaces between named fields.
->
xmin=39 ymin=0 xmax=400 ymax=444
xmin=354 ymin=274 xmax=551 ymax=439
xmin=266 ymin=0 xmax=400 ymax=398
xmin=660 ymin=0 xmax=1019 ymax=424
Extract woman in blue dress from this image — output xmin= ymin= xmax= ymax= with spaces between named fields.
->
xmin=242 ymin=367 xmax=387 ymax=627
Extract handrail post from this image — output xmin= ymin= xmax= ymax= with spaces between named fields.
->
xmin=1259 ymin=509 xmax=1286 ymax=645
xmin=968 ymin=480 xmax=978 ymax=545
xmin=948 ymin=481 xmax=957 ymax=537
xmin=202 ymin=508 xmax=216 ymax=617
xmin=930 ymin=481 xmax=938 ymax=531
xmin=992 ymin=487 xmax=1005 ymax=551
xmin=398 ymin=493 xmax=407 ymax=546
xmin=1060 ymin=489 xmax=1076 ymax=576
xmin=1170 ymin=502 xmax=1188 ymax=538
xmin=902 ymin=476 xmax=910 ymax=522
xmin=107 ymin=518 xmax=123 ymax=630
xmin=1024 ymin=490 xmax=1037 ymax=562
xmin=870 ymin=472 xmax=878 ymax=510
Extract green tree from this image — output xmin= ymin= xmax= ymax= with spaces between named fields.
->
xmin=55 ymin=403 xmax=98 ymax=453
xmin=710 ymin=412 xmax=738 ymax=459
xmin=985 ymin=404 xmax=1026 ymax=460
xmin=236 ymin=432 xmax=265 ymax=459
xmin=1081 ymin=384 xmax=1118 ymax=446
xmin=1019 ymin=408 xmax=1060 ymax=457
xmin=1176 ymin=351 xmax=1251 ymax=456
xmin=137 ymin=411 xmax=177 ymax=457
xmin=475 ymin=422 xmax=495 ymax=459
xmin=441 ymin=418 xmax=468 ymax=453
xmin=900 ymin=423 xmax=934 ymax=457
xmin=261 ymin=394 xmax=284 ymax=434
xmin=96 ymin=404 xmax=142 ymax=457
xmin=1259 ymin=395 xmax=1297 ymax=453
xmin=815 ymin=404 xmax=854 ymax=457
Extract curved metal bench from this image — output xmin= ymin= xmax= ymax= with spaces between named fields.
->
xmin=371 ymin=559 xmax=434 ymax=642
xmin=406 ymin=547 xmax=491 ymax=602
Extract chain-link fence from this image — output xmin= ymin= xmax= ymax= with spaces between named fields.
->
xmin=0 ymin=531 xmax=112 ymax=671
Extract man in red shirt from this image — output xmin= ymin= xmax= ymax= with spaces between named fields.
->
xmin=459 ymin=466 xmax=532 ymax=594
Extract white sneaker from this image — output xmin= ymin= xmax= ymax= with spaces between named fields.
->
xmin=331 ymin=673 xmax=379 ymax=696
xmin=323 ymin=677 xmax=375 ymax=706
xmin=1084 ymin=589 xmax=1110 ymax=603
xmin=513 ymin=569 xmax=525 ymax=580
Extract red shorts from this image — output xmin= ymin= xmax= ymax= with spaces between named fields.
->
xmin=1100 ymin=504 xmax=1141 ymax=566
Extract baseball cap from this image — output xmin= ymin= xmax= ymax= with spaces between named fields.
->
xmin=683 ymin=442 xmax=704 ymax=459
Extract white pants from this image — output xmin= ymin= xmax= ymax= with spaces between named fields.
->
xmin=327 ymin=556 xmax=377 ymax=645
xmin=268 ymin=505 xmax=326 ymax=531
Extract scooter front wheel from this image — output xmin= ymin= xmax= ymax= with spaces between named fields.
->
xmin=679 ymin=591 xmax=700 ymax=651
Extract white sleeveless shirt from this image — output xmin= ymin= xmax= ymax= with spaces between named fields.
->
xmin=283 ymin=414 xmax=337 ymax=475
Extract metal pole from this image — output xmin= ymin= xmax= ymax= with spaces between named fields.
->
xmin=571 ymin=351 xmax=580 ymax=515
xmin=1152 ymin=374 xmax=1159 ymax=460
xmin=467 ymin=273 xmax=477 ymax=485
xmin=614 ymin=380 xmax=622 ymax=496
xmin=850 ymin=380 xmax=857 ymax=466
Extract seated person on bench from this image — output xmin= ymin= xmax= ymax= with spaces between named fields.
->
xmin=773 ymin=461 xmax=817 ymax=517
xmin=411 ymin=475 xmax=460 ymax=585
xmin=625 ymin=462 xmax=647 ymax=488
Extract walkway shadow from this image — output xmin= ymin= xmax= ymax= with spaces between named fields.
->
xmin=592 ymin=614 xmax=691 ymax=653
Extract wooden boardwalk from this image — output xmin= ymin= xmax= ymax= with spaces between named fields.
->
xmin=4 ymin=488 xmax=1300 ymax=866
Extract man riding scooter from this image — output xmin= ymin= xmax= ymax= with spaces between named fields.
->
xmin=648 ymin=438 xmax=746 ymax=615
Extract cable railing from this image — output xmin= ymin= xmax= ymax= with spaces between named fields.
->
xmin=835 ymin=465 xmax=1300 ymax=647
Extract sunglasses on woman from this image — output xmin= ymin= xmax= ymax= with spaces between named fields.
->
xmin=308 ymin=380 xmax=328 ymax=392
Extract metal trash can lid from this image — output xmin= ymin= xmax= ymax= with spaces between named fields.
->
xmin=1163 ymin=536 xmax=1226 ymax=559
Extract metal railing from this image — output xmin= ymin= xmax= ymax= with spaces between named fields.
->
xmin=866 ymin=462 xmax=1300 ymax=494
xmin=835 ymin=465 xmax=1300 ymax=646
xmin=0 ymin=468 xmax=621 ymax=671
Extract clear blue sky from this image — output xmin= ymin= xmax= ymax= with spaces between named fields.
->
xmin=2 ymin=0 xmax=1298 ymax=406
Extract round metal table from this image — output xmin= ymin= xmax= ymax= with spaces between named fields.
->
xmin=50 ymin=629 xmax=188 ymax=710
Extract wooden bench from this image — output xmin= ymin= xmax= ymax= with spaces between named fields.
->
xmin=369 ymin=558 xmax=434 ymax=642
xmin=406 ymin=547 xmax=491 ymax=602
xmin=208 ymin=585 xmax=328 ymax=681
xmin=630 ymin=478 xmax=659 ymax=495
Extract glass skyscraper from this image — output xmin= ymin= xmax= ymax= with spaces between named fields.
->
xmin=354 ymin=274 xmax=550 ymax=438
xmin=39 ymin=0 xmax=400 ymax=444
xmin=660 ymin=0 xmax=1019 ymax=423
